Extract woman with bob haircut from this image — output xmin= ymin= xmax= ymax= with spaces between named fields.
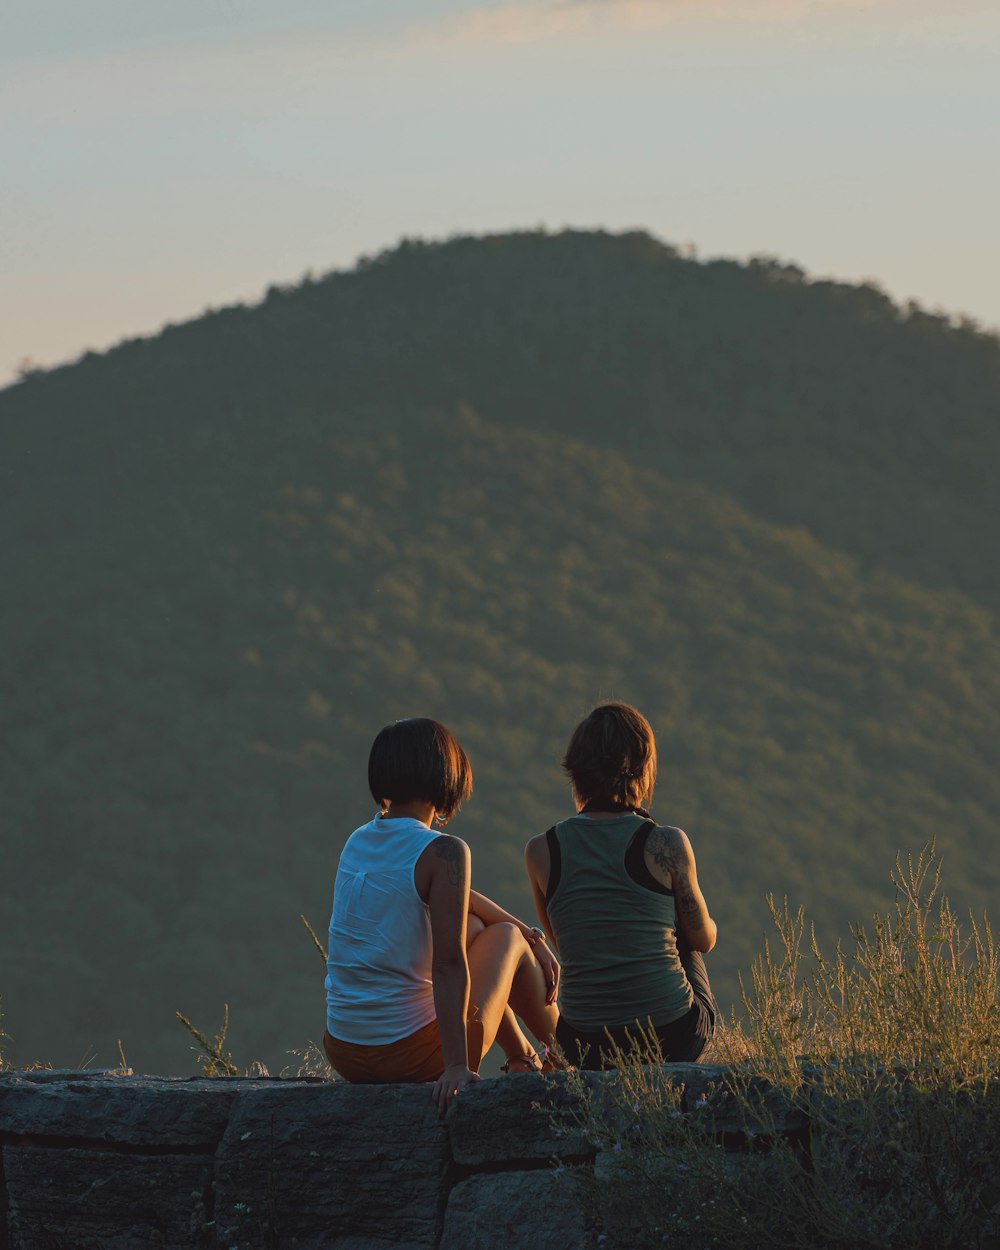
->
xmin=324 ymin=717 xmax=560 ymax=1114
xmin=525 ymin=702 xmax=717 ymax=1069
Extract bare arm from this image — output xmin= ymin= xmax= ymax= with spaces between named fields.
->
xmin=524 ymin=835 xmax=560 ymax=956
xmin=468 ymin=889 xmax=534 ymax=941
xmin=422 ymin=834 xmax=480 ymax=1114
xmin=645 ymin=826 xmax=718 ymax=953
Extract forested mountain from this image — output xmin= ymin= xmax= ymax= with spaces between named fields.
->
xmin=2 ymin=230 xmax=998 ymax=1074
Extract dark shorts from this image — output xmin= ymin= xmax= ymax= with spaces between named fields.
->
xmin=555 ymin=946 xmax=717 ymax=1070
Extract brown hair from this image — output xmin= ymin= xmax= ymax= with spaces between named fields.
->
xmin=367 ymin=718 xmax=473 ymax=823
xmin=561 ymin=702 xmax=657 ymax=812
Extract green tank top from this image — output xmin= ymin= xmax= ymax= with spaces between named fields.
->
xmin=547 ymin=814 xmax=694 ymax=1031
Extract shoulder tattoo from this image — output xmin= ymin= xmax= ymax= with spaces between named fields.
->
xmin=650 ymin=827 xmax=703 ymax=931
xmin=433 ymin=836 xmax=463 ymax=888
xmin=646 ymin=826 xmax=677 ymax=878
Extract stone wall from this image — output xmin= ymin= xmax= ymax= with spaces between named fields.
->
xmin=0 ymin=1065 xmax=792 ymax=1250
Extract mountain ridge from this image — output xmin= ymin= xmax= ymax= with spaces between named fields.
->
xmin=2 ymin=230 xmax=997 ymax=1073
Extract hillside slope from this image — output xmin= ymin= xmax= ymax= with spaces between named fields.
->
xmin=2 ymin=388 xmax=997 ymax=1073
xmin=5 ymin=229 xmax=997 ymax=611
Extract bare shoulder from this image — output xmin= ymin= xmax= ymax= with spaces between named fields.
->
xmin=431 ymin=833 xmax=469 ymax=861
xmin=668 ymin=826 xmax=696 ymax=859
xmin=525 ymin=832 xmax=549 ymax=864
xmin=415 ymin=833 xmax=469 ymax=899
xmin=645 ymin=824 xmax=690 ymax=873
xmin=429 ymin=834 xmax=470 ymax=878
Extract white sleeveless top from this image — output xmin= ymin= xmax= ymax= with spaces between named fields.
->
xmin=325 ymin=815 xmax=440 ymax=1044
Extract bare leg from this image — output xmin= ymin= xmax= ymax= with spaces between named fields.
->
xmin=465 ymin=923 xmax=558 ymax=1061
xmin=465 ymin=913 xmax=487 ymax=950
xmin=508 ymin=954 xmax=559 ymax=1053
xmin=466 ymin=915 xmax=536 ymax=1064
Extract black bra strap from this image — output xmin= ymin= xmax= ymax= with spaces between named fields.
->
xmin=544 ymin=826 xmax=561 ymax=903
xmin=625 ymin=820 xmax=672 ymax=896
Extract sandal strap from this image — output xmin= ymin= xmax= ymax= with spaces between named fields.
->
xmin=501 ymin=1046 xmax=557 ymax=1074
xmin=500 ymin=1051 xmax=541 ymax=1073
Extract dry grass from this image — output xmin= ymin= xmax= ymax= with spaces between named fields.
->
xmin=175 ymin=1003 xmax=241 ymax=1077
xmin=0 ymin=1004 xmax=9 ymax=1071
xmin=572 ymin=844 xmax=1000 ymax=1250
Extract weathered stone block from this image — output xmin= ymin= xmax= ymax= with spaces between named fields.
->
xmin=448 ymin=1072 xmax=597 ymax=1165
xmin=0 ymin=1066 xmax=813 ymax=1249
xmin=0 ymin=1072 xmax=248 ymax=1148
xmin=440 ymin=1170 xmax=587 ymax=1250
xmin=3 ymin=1145 xmax=213 ymax=1250
xmin=214 ymin=1081 xmax=448 ymax=1249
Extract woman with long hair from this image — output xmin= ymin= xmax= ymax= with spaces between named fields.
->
xmin=525 ymin=702 xmax=717 ymax=1069
xmin=324 ymin=718 xmax=559 ymax=1114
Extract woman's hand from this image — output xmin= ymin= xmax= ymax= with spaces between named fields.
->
xmin=432 ymin=1064 xmax=481 ymax=1117
xmin=533 ymin=939 xmax=561 ymax=1006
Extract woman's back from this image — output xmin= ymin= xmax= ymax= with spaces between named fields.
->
xmin=547 ymin=813 xmax=693 ymax=1031
xmin=325 ymin=815 xmax=439 ymax=1044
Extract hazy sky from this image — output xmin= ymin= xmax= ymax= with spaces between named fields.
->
xmin=3 ymin=0 xmax=998 ymax=386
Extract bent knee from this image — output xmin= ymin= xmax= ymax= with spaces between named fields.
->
xmin=489 ymin=921 xmax=525 ymax=950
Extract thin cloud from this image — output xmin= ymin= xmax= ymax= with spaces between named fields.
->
xmin=4 ymin=0 xmax=988 ymax=121
xmin=407 ymin=0 xmax=940 ymax=46
xmin=405 ymin=2 xmax=592 ymax=45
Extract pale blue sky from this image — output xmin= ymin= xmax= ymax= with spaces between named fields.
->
xmin=2 ymin=0 xmax=998 ymax=385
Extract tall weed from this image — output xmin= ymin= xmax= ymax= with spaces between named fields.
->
xmin=175 ymin=1003 xmax=241 ymax=1077
xmin=0 ymin=1002 xmax=10 ymax=1070
xmin=575 ymin=845 xmax=1000 ymax=1250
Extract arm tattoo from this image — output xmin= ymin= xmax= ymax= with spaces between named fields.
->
xmin=649 ymin=827 xmax=704 ymax=931
xmin=677 ymin=883 xmax=704 ymax=930
xmin=433 ymin=836 xmax=463 ymax=891
xmin=647 ymin=827 xmax=676 ymax=878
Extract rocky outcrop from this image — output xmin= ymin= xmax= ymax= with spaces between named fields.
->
xmin=0 ymin=1065 xmax=797 ymax=1249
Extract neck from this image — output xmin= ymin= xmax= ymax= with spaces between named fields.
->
xmin=380 ymin=799 xmax=437 ymax=827
xmin=579 ymin=799 xmax=650 ymax=819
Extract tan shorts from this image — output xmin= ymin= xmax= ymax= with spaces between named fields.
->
xmin=323 ymin=1015 xmax=485 ymax=1084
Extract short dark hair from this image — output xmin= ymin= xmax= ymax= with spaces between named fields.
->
xmin=368 ymin=718 xmax=473 ymax=822
xmin=561 ymin=702 xmax=657 ymax=810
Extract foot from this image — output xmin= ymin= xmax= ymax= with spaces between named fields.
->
xmin=500 ymin=1046 xmax=556 ymax=1074
xmin=501 ymin=1052 xmax=541 ymax=1074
